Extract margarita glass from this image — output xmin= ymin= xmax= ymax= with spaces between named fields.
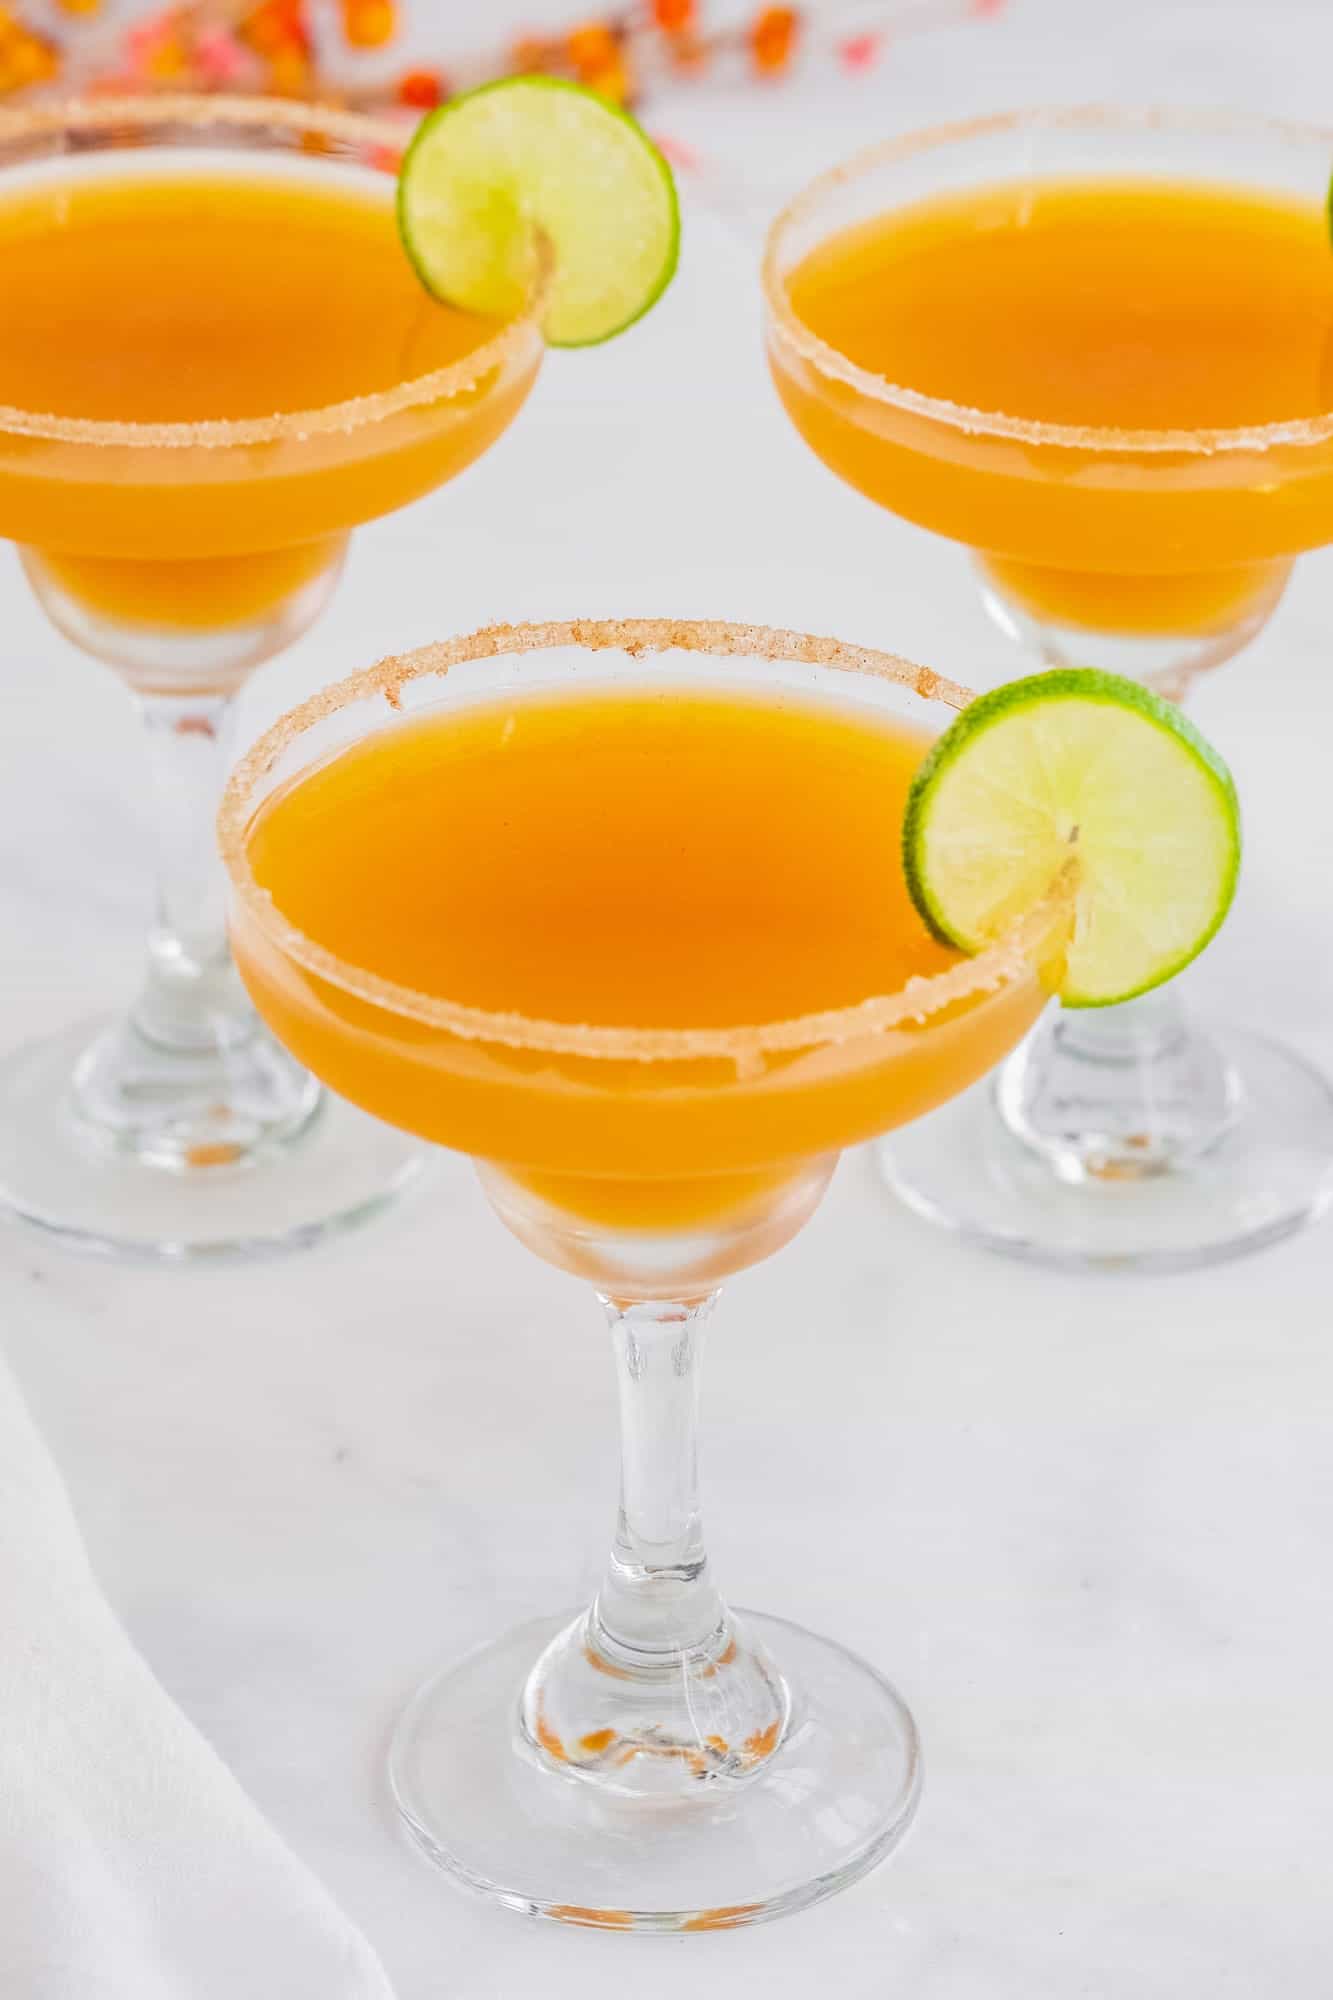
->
xmin=764 ymin=107 xmax=1333 ymax=1269
xmin=220 ymin=617 xmax=1064 ymax=1931
xmin=0 ymin=96 xmax=543 ymax=1258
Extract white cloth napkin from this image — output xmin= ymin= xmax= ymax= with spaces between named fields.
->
xmin=0 ymin=1358 xmax=395 ymax=2000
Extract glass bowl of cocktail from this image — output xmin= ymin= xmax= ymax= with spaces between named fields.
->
xmin=219 ymin=618 xmax=1236 ymax=1929
xmin=0 ymin=83 xmax=676 ymax=1258
xmin=764 ymin=107 xmax=1333 ymax=1269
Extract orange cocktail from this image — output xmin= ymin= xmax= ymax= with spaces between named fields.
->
xmin=764 ymin=111 xmax=1333 ymax=1274
xmin=765 ymin=111 xmax=1333 ymax=669
xmin=224 ymin=619 xmax=1054 ymax=1286
xmin=238 ymin=682 xmax=1040 ymax=1235
xmin=221 ymin=620 xmax=1062 ymax=1933
xmin=0 ymin=97 xmax=544 ymax=1264
xmin=0 ymin=120 xmax=538 ymax=648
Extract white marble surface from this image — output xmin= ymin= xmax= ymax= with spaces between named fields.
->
xmin=4 ymin=1 xmax=1333 ymax=1992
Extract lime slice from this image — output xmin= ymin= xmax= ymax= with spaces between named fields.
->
xmin=903 ymin=668 xmax=1240 ymax=1008
xmin=397 ymin=77 xmax=679 ymax=348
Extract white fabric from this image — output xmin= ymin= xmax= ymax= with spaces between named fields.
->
xmin=0 ymin=1358 xmax=394 ymax=2000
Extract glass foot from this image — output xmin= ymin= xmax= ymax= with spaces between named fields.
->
xmin=0 ymin=1016 xmax=422 ymax=1260
xmin=877 ymin=1022 xmax=1333 ymax=1271
xmin=389 ymin=1608 xmax=921 ymax=1932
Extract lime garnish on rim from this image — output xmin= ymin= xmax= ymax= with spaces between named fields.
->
xmin=903 ymin=668 xmax=1241 ymax=1008
xmin=397 ymin=76 xmax=679 ymax=348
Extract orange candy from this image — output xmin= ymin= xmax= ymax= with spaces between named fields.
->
xmin=566 ymin=20 xmax=635 ymax=102
xmin=567 ymin=21 xmax=619 ymax=75
xmin=667 ymin=29 xmax=707 ymax=73
xmin=396 ymin=66 xmax=444 ymax=109
xmin=509 ymin=35 xmax=551 ymax=74
xmin=3 ymin=0 xmax=818 ymax=112
xmin=240 ymin=0 xmax=308 ymax=58
xmin=752 ymin=4 xmax=799 ymax=73
xmin=341 ymin=0 xmax=397 ymax=49
xmin=590 ymin=56 xmax=633 ymax=103
xmin=0 ymin=27 xmax=58 ymax=92
xmin=265 ymin=44 xmax=311 ymax=94
xmin=151 ymin=43 xmax=187 ymax=80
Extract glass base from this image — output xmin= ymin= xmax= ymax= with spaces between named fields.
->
xmin=0 ymin=1016 xmax=422 ymax=1260
xmin=477 ymin=1155 xmax=837 ymax=1297
xmin=389 ymin=1608 xmax=921 ymax=1932
xmin=877 ymin=1022 xmax=1333 ymax=1271
xmin=21 ymin=541 xmax=347 ymax=695
xmin=975 ymin=561 xmax=1287 ymax=701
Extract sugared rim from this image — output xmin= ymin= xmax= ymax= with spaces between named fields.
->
xmin=0 ymin=95 xmax=547 ymax=450
xmin=219 ymin=616 xmax=1062 ymax=1067
xmin=763 ymin=104 xmax=1333 ymax=458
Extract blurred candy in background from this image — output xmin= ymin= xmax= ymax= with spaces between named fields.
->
xmin=0 ymin=0 xmax=1004 ymax=114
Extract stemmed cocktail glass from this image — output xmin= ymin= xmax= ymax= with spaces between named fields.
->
xmin=764 ymin=108 xmax=1333 ymax=1269
xmin=220 ymin=616 xmax=1066 ymax=1930
xmin=0 ymin=96 xmax=543 ymax=1258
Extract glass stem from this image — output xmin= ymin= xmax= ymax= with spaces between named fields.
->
xmin=1050 ymin=984 xmax=1186 ymax=1062
xmin=67 ymin=686 xmax=321 ymax=1171
xmin=131 ymin=689 xmax=255 ymax=1055
xmin=997 ymin=987 xmax=1240 ymax=1179
xmin=589 ymin=1294 xmax=728 ymax=1668
xmin=520 ymin=1290 xmax=788 ymax=1782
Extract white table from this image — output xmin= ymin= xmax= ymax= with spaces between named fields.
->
xmin=3 ymin=2 xmax=1332 ymax=1992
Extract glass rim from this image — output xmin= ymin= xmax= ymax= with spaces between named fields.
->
xmin=762 ymin=103 xmax=1333 ymax=458
xmin=0 ymin=93 xmax=548 ymax=451
xmin=219 ymin=615 xmax=1062 ymax=1066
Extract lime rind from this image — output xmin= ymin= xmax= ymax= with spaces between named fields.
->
xmin=397 ymin=76 xmax=680 ymax=349
xmin=903 ymin=669 xmax=1241 ymax=1009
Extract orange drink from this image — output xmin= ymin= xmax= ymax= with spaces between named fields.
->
xmin=0 ymin=98 xmax=545 ymax=1264
xmin=225 ymin=620 xmax=1054 ymax=1278
xmin=764 ymin=111 xmax=1333 ymax=1272
xmin=771 ymin=174 xmax=1333 ymax=639
xmin=0 ymin=154 xmax=538 ymax=636
xmin=238 ymin=682 xmax=1043 ymax=1235
xmin=220 ymin=620 xmax=1065 ymax=1931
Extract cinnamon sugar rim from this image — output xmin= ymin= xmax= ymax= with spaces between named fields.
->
xmin=0 ymin=96 xmax=547 ymax=450
xmin=764 ymin=104 xmax=1333 ymax=459
xmin=220 ymin=617 xmax=1065 ymax=1067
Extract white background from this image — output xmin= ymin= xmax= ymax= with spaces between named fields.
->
xmin=3 ymin=0 xmax=1333 ymax=1993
